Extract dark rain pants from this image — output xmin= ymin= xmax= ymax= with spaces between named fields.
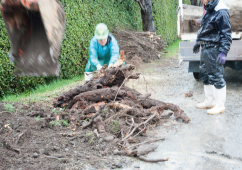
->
xmin=199 ymin=45 xmax=226 ymax=89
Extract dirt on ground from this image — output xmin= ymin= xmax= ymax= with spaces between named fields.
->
xmin=113 ymin=30 xmax=167 ymax=64
xmin=0 ymin=101 xmax=121 ymax=170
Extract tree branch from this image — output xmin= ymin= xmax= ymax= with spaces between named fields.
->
xmin=135 ymin=0 xmax=146 ymax=12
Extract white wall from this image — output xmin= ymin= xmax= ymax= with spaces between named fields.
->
xmin=223 ymin=0 xmax=238 ymax=6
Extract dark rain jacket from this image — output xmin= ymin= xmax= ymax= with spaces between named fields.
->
xmin=196 ymin=0 xmax=232 ymax=55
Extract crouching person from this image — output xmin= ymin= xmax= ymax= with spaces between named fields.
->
xmin=84 ymin=23 xmax=120 ymax=81
xmin=193 ymin=0 xmax=232 ymax=115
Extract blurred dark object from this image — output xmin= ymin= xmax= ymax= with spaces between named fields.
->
xmin=190 ymin=0 xmax=203 ymax=6
xmin=0 ymin=0 xmax=65 ymax=76
xmin=190 ymin=19 xmax=202 ymax=27
xmin=184 ymin=91 xmax=194 ymax=97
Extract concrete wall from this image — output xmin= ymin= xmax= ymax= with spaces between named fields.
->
xmin=223 ymin=0 xmax=238 ymax=6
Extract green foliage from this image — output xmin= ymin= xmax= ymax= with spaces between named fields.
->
xmin=152 ymin=0 xmax=190 ymax=45
xmin=35 ymin=115 xmax=41 ymax=121
xmin=111 ymin=120 xmax=119 ymax=133
xmin=183 ymin=0 xmax=191 ymax=5
xmin=60 ymin=119 xmax=69 ymax=127
xmin=86 ymin=132 xmax=93 ymax=137
xmin=51 ymin=108 xmax=64 ymax=115
xmin=162 ymin=39 xmax=182 ymax=57
xmin=3 ymin=103 xmax=15 ymax=112
xmin=153 ymin=0 xmax=179 ymax=45
xmin=50 ymin=120 xmax=62 ymax=127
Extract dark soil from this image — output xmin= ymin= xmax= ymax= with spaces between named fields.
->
xmin=113 ymin=30 xmax=167 ymax=64
xmin=0 ymin=102 xmax=122 ymax=170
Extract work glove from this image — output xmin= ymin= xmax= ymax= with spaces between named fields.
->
xmin=108 ymin=63 xmax=113 ymax=68
xmin=96 ymin=64 xmax=102 ymax=71
xmin=217 ymin=52 xmax=226 ymax=65
xmin=193 ymin=41 xmax=200 ymax=54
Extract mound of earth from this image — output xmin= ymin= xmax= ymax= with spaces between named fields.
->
xmin=113 ymin=30 xmax=167 ymax=63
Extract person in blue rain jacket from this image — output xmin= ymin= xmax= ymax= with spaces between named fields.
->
xmin=84 ymin=23 xmax=120 ymax=81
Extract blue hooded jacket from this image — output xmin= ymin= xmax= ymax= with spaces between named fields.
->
xmin=85 ymin=33 xmax=120 ymax=72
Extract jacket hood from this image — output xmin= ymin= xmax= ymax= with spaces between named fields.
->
xmin=205 ymin=0 xmax=219 ymax=12
xmin=214 ymin=0 xmax=229 ymax=11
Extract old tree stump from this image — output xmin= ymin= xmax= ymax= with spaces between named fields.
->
xmin=53 ymin=55 xmax=190 ymax=162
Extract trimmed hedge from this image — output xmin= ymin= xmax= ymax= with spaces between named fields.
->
xmin=153 ymin=0 xmax=190 ymax=44
xmin=0 ymin=0 xmax=191 ymax=97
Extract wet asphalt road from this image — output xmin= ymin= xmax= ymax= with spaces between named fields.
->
xmin=123 ymin=57 xmax=242 ymax=170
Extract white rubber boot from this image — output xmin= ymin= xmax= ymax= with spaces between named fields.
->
xmin=84 ymin=72 xmax=93 ymax=81
xmin=207 ymin=85 xmax=226 ymax=115
xmin=196 ymin=85 xmax=216 ymax=109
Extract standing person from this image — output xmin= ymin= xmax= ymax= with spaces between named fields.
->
xmin=84 ymin=23 xmax=120 ymax=81
xmin=193 ymin=0 xmax=232 ymax=115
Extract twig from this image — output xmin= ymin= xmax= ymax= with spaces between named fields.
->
xmin=69 ymin=134 xmax=85 ymax=141
xmin=82 ymin=110 xmax=101 ymax=129
xmin=114 ymin=73 xmax=132 ymax=102
xmin=131 ymin=126 xmax=147 ymax=139
xmin=121 ymin=129 xmax=124 ymax=140
xmin=122 ymin=112 xmax=157 ymax=141
xmin=127 ymin=137 xmax=165 ymax=149
xmin=126 ymin=118 xmax=134 ymax=136
xmin=138 ymin=156 xmax=169 ymax=162
xmin=45 ymin=156 xmax=70 ymax=161
xmin=0 ymin=111 xmax=12 ymax=115
xmin=15 ymin=131 xmax=26 ymax=145
xmin=140 ymin=70 xmax=156 ymax=93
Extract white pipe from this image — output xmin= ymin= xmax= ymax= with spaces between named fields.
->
xmin=179 ymin=0 xmax=184 ymax=22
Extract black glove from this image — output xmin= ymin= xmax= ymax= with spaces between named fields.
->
xmin=193 ymin=41 xmax=200 ymax=54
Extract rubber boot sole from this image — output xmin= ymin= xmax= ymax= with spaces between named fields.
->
xmin=207 ymin=110 xmax=225 ymax=115
xmin=196 ymin=106 xmax=214 ymax=109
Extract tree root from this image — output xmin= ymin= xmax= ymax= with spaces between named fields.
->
xmin=138 ymin=156 xmax=169 ymax=162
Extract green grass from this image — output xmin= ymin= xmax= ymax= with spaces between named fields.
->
xmin=1 ymin=75 xmax=84 ymax=103
xmin=162 ymin=39 xmax=182 ymax=57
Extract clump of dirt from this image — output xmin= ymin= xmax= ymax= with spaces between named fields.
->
xmin=113 ymin=30 xmax=167 ymax=63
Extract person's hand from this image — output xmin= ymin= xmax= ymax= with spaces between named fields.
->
xmin=108 ymin=63 xmax=113 ymax=68
xmin=96 ymin=64 xmax=102 ymax=71
xmin=193 ymin=41 xmax=200 ymax=54
xmin=217 ymin=52 xmax=226 ymax=65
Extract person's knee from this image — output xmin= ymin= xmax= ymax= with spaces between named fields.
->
xmin=214 ymin=80 xmax=226 ymax=89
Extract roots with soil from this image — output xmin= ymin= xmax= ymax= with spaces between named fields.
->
xmin=52 ymin=61 xmax=190 ymax=162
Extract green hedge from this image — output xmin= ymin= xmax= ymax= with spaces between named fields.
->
xmin=0 ymin=0 xmax=190 ymax=97
xmin=153 ymin=0 xmax=190 ymax=44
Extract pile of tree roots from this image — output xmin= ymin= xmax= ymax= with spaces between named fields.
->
xmin=53 ymin=62 xmax=190 ymax=162
xmin=113 ymin=30 xmax=167 ymax=63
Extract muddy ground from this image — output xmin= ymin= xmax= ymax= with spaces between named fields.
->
xmin=1 ymin=54 xmax=242 ymax=170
